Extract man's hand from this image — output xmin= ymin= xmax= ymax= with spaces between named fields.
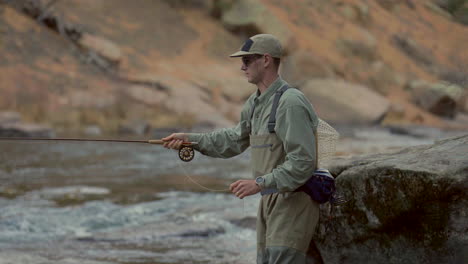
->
xmin=230 ymin=179 xmax=261 ymax=199
xmin=162 ymin=133 xmax=188 ymax=149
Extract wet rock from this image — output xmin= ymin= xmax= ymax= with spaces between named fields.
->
xmin=0 ymin=122 xmax=54 ymax=138
xmin=384 ymin=124 xmax=444 ymax=138
xmin=229 ymin=216 xmax=256 ymax=230
xmin=407 ymin=80 xmax=464 ymax=118
xmin=318 ymin=134 xmax=468 ymax=264
xmin=300 ymin=79 xmax=390 ymax=124
xmin=177 ymin=226 xmax=226 ymax=238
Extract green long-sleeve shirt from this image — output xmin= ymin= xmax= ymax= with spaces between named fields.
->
xmin=187 ymin=77 xmax=318 ymax=191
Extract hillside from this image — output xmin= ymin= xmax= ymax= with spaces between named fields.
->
xmin=1 ymin=0 xmax=467 ymax=136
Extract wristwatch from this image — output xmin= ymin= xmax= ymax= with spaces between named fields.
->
xmin=255 ymin=176 xmax=265 ymax=188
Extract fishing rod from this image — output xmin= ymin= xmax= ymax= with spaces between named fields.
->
xmin=0 ymin=137 xmax=197 ymax=162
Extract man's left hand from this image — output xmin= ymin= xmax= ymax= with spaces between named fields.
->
xmin=230 ymin=179 xmax=261 ymax=199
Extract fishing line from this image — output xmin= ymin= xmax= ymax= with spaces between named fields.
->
xmin=174 ymin=151 xmax=255 ymax=248
xmin=175 ymin=158 xmax=230 ymax=192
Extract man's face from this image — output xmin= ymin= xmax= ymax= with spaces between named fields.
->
xmin=241 ymin=55 xmax=263 ymax=84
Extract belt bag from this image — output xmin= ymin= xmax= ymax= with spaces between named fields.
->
xmin=296 ymin=169 xmax=335 ymax=204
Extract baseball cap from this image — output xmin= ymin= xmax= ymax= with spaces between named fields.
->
xmin=229 ymin=34 xmax=283 ymax=58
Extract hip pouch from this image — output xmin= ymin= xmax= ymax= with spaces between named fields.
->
xmin=296 ymin=169 xmax=335 ymax=204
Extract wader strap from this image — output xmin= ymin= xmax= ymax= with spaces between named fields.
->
xmin=314 ymin=129 xmax=318 ymax=169
xmin=249 ymin=98 xmax=258 ymax=133
xmin=268 ymin=84 xmax=290 ymax=133
xmin=250 ymin=101 xmax=256 ymax=121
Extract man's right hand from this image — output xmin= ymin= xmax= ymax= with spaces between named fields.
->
xmin=162 ymin=133 xmax=188 ymax=150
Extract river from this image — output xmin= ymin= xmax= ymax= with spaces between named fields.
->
xmin=0 ymin=126 xmax=463 ymax=264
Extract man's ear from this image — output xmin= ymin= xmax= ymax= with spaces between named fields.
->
xmin=263 ymin=54 xmax=272 ymax=68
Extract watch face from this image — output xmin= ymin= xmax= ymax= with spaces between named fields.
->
xmin=256 ymin=177 xmax=264 ymax=184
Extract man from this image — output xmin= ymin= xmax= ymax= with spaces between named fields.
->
xmin=163 ymin=34 xmax=321 ymax=263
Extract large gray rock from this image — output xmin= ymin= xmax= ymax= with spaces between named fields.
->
xmin=0 ymin=122 xmax=54 ymax=138
xmin=317 ymin=134 xmax=468 ymax=264
xmin=281 ymin=51 xmax=336 ymax=88
xmin=123 ymin=73 xmax=236 ymax=129
xmin=407 ymin=80 xmax=464 ymax=118
xmin=0 ymin=111 xmax=54 ymax=138
xmin=300 ymin=79 xmax=390 ymax=124
xmin=0 ymin=111 xmax=21 ymax=125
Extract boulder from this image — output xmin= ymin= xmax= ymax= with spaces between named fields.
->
xmin=78 ymin=33 xmax=122 ymax=64
xmin=0 ymin=122 xmax=54 ymax=138
xmin=336 ymin=28 xmax=377 ymax=61
xmin=0 ymin=111 xmax=21 ymax=125
xmin=338 ymin=2 xmax=370 ymax=24
xmin=407 ymin=80 xmax=464 ymax=118
xmin=281 ymin=51 xmax=336 ymax=88
xmin=124 ymin=73 xmax=235 ymax=129
xmin=433 ymin=0 xmax=468 ymax=25
xmin=300 ymin=79 xmax=390 ymax=124
xmin=123 ymin=85 xmax=169 ymax=106
xmin=424 ymin=1 xmax=454 ymax=20
xmin=317 ymin=134 xmax=468 ymax=264
xmin=366 ymin=61 xmax=405 ymax=95
xmin=452 ymin=2 xmax=468 ymax=25
xmin=218 ymin=0 xmax=294 ymax=52
xmin=460 ymin=90 xmax=468 ymax=113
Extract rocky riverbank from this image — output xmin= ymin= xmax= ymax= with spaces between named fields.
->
xmin=0 ymin=111 xmax=53 ymax=137
xmin=1 ymin=0 xmax=468 ymax=134
xmin=317 ymin=134 xmax=468 ymax=264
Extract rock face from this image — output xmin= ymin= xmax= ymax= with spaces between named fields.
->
xmin=301 ymin=79 xmax=390 ymax=124
xmin=2 ymin=0 xmax=468 ymax=133
xmin=317 ymin=134 xmax=468 ymax=264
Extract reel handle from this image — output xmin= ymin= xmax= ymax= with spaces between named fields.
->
xmin=148 ymin=139 xmax=196 ymax=162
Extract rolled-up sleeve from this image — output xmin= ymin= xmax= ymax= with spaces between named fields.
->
xmin=263 ymin=105 xmax=318 ymax=191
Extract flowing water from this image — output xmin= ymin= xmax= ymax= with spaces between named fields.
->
xmin=0 ymin=127 xmax=463 ymax=264
xmin=0 ymin=141 xmax=257 ymax=264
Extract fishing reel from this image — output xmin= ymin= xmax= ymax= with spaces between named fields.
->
xmin=178 ymin=146 xmax=195 ymax=162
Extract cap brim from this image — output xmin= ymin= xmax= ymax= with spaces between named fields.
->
xmin=229 ymin=51 xmax=256 ymax=57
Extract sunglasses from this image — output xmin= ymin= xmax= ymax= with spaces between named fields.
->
xmin=242 ymin=55 xmax=263 ymax=67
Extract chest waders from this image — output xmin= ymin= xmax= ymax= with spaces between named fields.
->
xmin=250 ymin=85 xmax=320 ymax=264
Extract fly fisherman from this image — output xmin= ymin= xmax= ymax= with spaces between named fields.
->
xmin=163 ymin=34 xmax=322 ymax=263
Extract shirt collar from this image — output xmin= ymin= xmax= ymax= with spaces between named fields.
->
xmin=255 ymin=77 xmax=285 ymax=104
